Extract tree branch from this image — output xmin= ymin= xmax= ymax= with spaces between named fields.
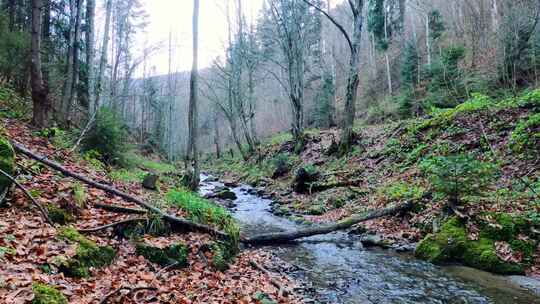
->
xmin=0 ymin=168 xmax=53 ymax=226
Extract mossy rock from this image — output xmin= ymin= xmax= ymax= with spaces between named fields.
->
xmin=56 ymin=227 xmax=116 ymax=278
xmin=135 ymin=242 xmax=188 ymax=268
xmin=415 ymin=217 xmax=525 ymax=275
xmin=479 ymin=212 xmax=529 ymax=241
xmin=0 ymin=137 xmax=15 ymax=191
xmin=32 ymin=283 xmax=68 ymax=304
xmin=46 ymin=205 xmax=74 ymax=225
xmin=308 ymin=204 xmax=326 ymax=215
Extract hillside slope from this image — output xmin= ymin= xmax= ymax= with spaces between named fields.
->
xmin=206 ymin=89 xmax=540 ymax=276
xmin=0 ymin=116 xmax=300 ymax=303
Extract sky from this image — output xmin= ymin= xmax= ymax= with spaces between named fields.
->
xmin=134 ymin=0 xmax=265 ymax=76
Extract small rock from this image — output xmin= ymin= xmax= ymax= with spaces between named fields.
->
xmin=142 ymin=174 xmax=159 ymax=190
xmin=205 ymin=176 xmax=219 ymax=182
xmin=223 ymin=180 xmax=238 ymax=188
xmin=215 ymin=189 xmax=237 ymax=200
xmin=359 ymin=234 xmax=392 ymax=248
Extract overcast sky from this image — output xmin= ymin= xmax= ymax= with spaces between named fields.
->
xmin=132 ymin=0 xmax=264 ymax=76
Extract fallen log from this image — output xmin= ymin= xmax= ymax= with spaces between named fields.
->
xmin=11 ymin=141 xmax=229 ymax=239
xmin=94 ymin=202 xmax=147 ymax=215
xmin=78 ymin=217 xmax=148 ymax=233
xmin=242 ymin=201 xmax=412 ymax=244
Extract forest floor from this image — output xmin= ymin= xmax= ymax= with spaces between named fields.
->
xmin=0 ymin=116 xmax=302 ymax=303
xmin=205 ymin=89 xmax=540 ymax=277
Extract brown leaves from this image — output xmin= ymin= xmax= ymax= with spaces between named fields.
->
xmin=0 ymin=118 xmax=300 ymax=304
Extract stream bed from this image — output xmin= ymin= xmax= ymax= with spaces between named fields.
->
xmin=199 ymin=175 xmax=540 ymax=304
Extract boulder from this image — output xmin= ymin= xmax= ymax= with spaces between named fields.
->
xmin=142 ymin=174 xmax=159 ymax=190
xmin=215 ymin=189 xmax=237 ymax=200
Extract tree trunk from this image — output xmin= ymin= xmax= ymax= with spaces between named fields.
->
xmin=185 ymin=0 xmax=200 ymax=191
xmin=7 ymin=0 xmax=16 ymax=31
xmin=30 ymin=0 xmax=51 ymax=128
xmin=242 ymin=202 xmax=412 ymax=244
xmin=339 ymin=1 xmax=364 ymax=153
xmin=426 ymin=14 xmax=431 ymax=66
xmin=70 ymin=0 xmax=83 ymax=117
xmin=214 ymin=112 xmax=221 ymax=159
xmin=86 ymin=0 xmax=96 ymax=117
xmin=95 ymin=0 xmax=113 ymax=110
xmin=61 ymin=0 xmax=77 ymax=126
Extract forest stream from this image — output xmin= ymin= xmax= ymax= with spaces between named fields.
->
xmin=199 ymin=174 xmax=540 ymax=304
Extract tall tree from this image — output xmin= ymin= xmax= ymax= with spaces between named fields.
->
xmin=30 ymin=0 xmax=51 ymax=128
xmin=85 ymin=0 xmax=96 ymax=117
xmin=303 ymin=0 xmax=366 ymax=153
xmin=95 ymin=0 xmax=113 ymax=110
xmin=185 ymin=0 xmax=200 ymax=190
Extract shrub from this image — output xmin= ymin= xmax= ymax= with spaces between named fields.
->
xmin=271 ymin=153 xmax=292 ymax=178
xmin=420 ymin=154 xmax=498 ymax=204
xmin=83 ymin=107 xmax=129 ymax=166
xmin=509 ymin=113 xmax=540 ymax=155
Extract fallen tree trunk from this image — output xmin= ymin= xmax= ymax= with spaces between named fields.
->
xmin=94 ymin=202 xmax=146 ymax=215
xmin=242 ymin=201 xmax=412 ymax=244
xmin=11 ymin=141 xmax=229 ymax=239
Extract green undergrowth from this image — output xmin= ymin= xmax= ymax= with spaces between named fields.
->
xmin=166 ymin=189 xmax=240 ymax=242
xmin=135 ymin=242 xmax=188 ymax=268
xmin=56 ymin=227 xmax=116 ymax=278
xmin=415 ymin=217 xmax=528 ymax=274
xmin=31 ymin=283 xmax=68 ymax=304
xmin=0 ymin=85 xmax=31 ymax=119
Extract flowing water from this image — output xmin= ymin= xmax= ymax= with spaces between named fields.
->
xmin=199 ymin=175 xmax=540 ymax=304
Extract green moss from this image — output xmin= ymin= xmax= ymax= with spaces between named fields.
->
xmin=31 ymin=283 xmax=68 ymax=304
xmin=0 ymin=136 xmax=15 ymax=190
xmin=415 ymin=217 xmax=525 ymax=275
xmin=480 ymin=212 xmax=529 ymax=241
xmin=308 ymin=204 xmax=326 ymax=215
xmin=56 ymin=227 xmax=116 ymax=278
xmin=463 ymin=237 xmax=524 ymax=275
xmin=510 ymin=239 xmax=536 ymax=262
xmin=135 ymin=242 xmax=188 ymax=267
xmin=46 ymin=205 xmax=74 ymax=225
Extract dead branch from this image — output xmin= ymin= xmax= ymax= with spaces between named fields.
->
xmin=242 ymin=202 xmax=412 ymax=244
xmin=99 ymin=286 xmax=157 ymax=304
xmin=11 ymin=141 xmax=229 ymax=239
xmin=0 ymin=168 xmax=53 ymax=226
xmin=78 ymin=217 xmax=148 ymax=233
xmin=93 ymin=202 xmax=147 ymax=214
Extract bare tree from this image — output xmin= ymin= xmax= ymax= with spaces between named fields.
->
xmin=303 ymin=0 xmax=365 ymax=153
xmin=185 ymin=0 xmax=200 ymax=190
xmin=95 ymin=0 xmax=113 ymax=110
xmin=30 ymin=0 xmax=51 ymax=128
xmin=86 ymin=0 xmax=96 ymax=117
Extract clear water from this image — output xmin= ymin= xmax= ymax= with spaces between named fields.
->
xmin=200 ymin=175 xmax=540 ymax=304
